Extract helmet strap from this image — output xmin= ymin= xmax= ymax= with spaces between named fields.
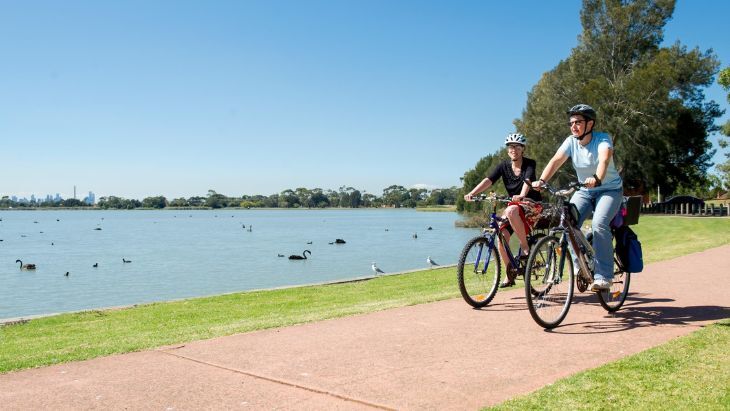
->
xmin=574 ymin=120 xmax=594 ymax=141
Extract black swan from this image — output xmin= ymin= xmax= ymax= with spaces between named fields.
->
xmin=16 ymin=259 xmax=36 ymax=270
xmin=289 ymin=250 xmax=311 ymax=260
xmin=122 ymin=258 xmax=132 ymax=263
xmin=334 ymin=238 xmax=346 ymax=244
xmin=93 ymin=263 xmax=99 ymax=267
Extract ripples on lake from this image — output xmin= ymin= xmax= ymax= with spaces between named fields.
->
xmin=0 ymin=209 xmax=480 ymax=320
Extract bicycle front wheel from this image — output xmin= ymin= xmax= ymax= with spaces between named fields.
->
xmin=597 ymin=256 xmax=631 ymax=312
xmin=457 ymin=235 xmax=501 ymax=308
xmin=524 ymin=235 xmax=574 ymax=329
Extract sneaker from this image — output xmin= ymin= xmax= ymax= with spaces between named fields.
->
xmin=590 ymin=279 xmax=612 ymax=291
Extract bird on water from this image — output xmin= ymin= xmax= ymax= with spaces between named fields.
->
xmin=16 ymin=259 xmax=36 ymax=270
xmin=288 ymin=250 xmax=311 ymax=260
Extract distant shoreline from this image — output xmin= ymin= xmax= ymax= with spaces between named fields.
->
xmin=0 ymin=206 xmax=457 ymax=212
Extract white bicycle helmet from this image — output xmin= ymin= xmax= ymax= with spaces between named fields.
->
xmin=504 ymin=133 xmax=527 ymax=146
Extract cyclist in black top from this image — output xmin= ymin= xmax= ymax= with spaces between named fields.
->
xmin=464 ymin=133 xmax=543 ymax=287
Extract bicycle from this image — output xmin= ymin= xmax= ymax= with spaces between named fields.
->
xmin=523 ymin=181 xmax=631 ymax=329
xmin=457 ymin=193 xmax=546 ymax=308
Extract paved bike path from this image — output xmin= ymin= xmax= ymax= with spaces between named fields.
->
xmin=1 ymin=245 xmax=729 ymax=410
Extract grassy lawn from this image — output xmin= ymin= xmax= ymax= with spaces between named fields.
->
xmin=489 ymin=318 xmax=730 ymax=410
xmin=1 ymin=215 xmax=729 ymax=406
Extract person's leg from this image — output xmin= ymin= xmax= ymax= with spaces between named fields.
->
xmin=504 ymin=205 xmax=529 ymax=256
xmin=497 ymin=226 xmax=514 ymax=286
xmin=591 ymin=189 xmax=623 ymax=282
xmin=570 ymin=189 xmax=594 ymax=227
xmin=498 ymin=231 xmax=511 ymax=269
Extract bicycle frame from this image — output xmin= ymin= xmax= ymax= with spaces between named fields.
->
xmin=471 ymin=195 xmax=528 ymax=275
xmin=545 ymin=186 xmax=595 ymax=286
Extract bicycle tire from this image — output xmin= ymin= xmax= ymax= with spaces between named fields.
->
xmin=524 ymin=235 xmax=574 ymax=329
xmin=457 ymin=235 xmax=501 ymax=308
xmin=597 ymin=255 xmax=631 ymax=312
xmin=525 ymin=232 xmax=546 ymax=296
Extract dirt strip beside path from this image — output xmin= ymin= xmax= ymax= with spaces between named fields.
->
xmin=1 ymin=245 xmax=728 ymax=410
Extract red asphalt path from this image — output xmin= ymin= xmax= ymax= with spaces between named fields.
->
xmin=1 ymin=245 xmax=729 ymax=410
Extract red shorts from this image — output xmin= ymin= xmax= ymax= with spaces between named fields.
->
xmin=499 ymin=201 xmax=544 ymax=234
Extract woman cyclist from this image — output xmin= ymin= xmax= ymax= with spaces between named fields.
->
xmin=464 ymin=133 xmax=542 ymax=287
xmin=532 ymin=104 xmax=623 ymax=291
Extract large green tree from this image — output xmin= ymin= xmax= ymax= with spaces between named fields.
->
xmin=457 ymin=152 xmax=506 ymax=212
xmin=717 ymin=67 xmax=730 ymax=190
xmin=513 ymin=0 xmax=722 ymax=196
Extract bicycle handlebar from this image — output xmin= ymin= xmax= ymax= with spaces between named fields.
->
xmin=536 ymin=181 xmax=585 ymax=198
xmin=468 ymin=193 xmax=538 ymax=204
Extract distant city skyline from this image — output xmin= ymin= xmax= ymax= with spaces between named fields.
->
xmin=1 ymin=1 xmax=728 ymax=200
xmin=8 ymin=190 xmax=96 ymax=205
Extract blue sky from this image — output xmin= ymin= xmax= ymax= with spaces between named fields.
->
xmin=1 ymin=0 xmax=728 ymax=200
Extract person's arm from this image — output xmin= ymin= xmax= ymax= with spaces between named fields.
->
xmin=584 ymin=146 xmax=612 ymax=188
xmin=515 ymin=182 xmax=530 ymax=201
xmin=464 ymin=177 xmax=493 ymax=201
xmin=532 ymin=151 xmax=569 ymax=190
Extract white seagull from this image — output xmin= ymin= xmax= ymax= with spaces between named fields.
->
xmin=371 ymin=262 xmax=385 ymax=275
xmin=427 ymin=256 xmax=440 ymax=268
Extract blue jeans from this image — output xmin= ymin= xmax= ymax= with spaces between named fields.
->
xmin=570 ymin=188 xmax=623 ymax=282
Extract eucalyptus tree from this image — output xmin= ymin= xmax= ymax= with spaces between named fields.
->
xmin=457 ymin=152 xmax=506 ymax=212
xmin=308 ymin=188 xmax=330 ymax=208
xmin=513 ymin=0 xmax=722 ymax=196
xmin=361 ymin=192 xmax=377 ymax=207
xmin=168 ymin=197 xmax=189 ymax=207
xmin=717 ymin=67 xmax=730 ymax=189
xmin=205 ymin=190 xmax=227 ymax=209
xmin=142 ymin=196 xmax=168 ymax=209
xmin=187 ymin=196 xmax=205 ymax=207
xmin=279 ymin=189 xmax=300 ymax=208
xmin=382 ymin=185 xmax=408 ymax=207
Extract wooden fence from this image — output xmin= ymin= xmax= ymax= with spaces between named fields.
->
xmin=641 ymin=202 xmax=729 ymax=216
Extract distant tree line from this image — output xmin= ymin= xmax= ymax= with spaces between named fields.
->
xmin=1 ymin=185 xmax=459 ymax=210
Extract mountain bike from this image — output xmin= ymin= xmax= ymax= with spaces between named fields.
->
xmin=457 ymin=194 xmax=545 ymax=308
xmin=523 ymin=181 xmax=631 ymax=329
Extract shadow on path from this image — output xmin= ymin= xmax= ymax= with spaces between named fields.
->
xmin=549 ymin=293 xmax=729 ymax=334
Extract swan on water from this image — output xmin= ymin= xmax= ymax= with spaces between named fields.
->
xmin=16 ymin=259 xmax=36 ymax=270
xmin=288 ymin=250 xmax=311 ymax=260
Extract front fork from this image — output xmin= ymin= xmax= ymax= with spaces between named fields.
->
xmin=563 ymin=229 xmax=593 ymax=283
xmin=546 ymin=229 xmax=592 ymax=285
xmin=473 ymin=232 xmax=498 ymax=274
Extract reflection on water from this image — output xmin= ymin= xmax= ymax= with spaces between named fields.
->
xmin=0 ymin=209 xmax=479 ymax=320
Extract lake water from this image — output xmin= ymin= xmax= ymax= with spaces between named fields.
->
xmin=0 ymin=209 xmax=481 ymax=320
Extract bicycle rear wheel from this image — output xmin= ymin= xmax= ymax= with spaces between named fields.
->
xmin=457 ymin=236 xmax=501 ymax=308
xmin=597 ymin=256 xmax=631 ymax=312
xmin=524 ymin=235 xmax=574 ymax=329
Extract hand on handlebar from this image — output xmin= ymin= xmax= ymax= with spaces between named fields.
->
xmin=531 ymin=180 xmax=546 ymax=192
xmin=583 ymin=176 xmax=598 ymax=188
xmin=511 ymin=195 xmax=524 ymax=202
